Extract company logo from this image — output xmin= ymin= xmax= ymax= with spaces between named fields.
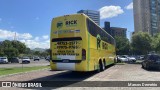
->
xmin=2 ymin=82 xmax=11 ymax=87
xmin=57 ymin=21 xmax=63 ymax=29
xmin=65 ymin=20 xmax=77 ymax=27
xmin=97 ymin=34 xmax=101 ymax=49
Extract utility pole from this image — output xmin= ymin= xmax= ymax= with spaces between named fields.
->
xmin=14 ymin=32 xmax=16 ymax=41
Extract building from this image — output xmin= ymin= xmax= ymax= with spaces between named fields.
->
xmin=133 ymin=0 xmax=160 ymax=36
xmin=104 ymin=21 xmax=112 ymax=35
xmin=77 ymin=10 xmax=100 ymax=25
xmin=103 ymin=22 xmax=127 ymax=38
xmin=110 ymin=27 xmax=127 ymax=38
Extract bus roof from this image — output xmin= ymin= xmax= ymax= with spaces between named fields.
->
xmin=52 ymin=13 xmax=86 ymax=20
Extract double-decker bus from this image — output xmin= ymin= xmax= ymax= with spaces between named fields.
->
xmin=50 ymin=14 xmax=116 ymax=72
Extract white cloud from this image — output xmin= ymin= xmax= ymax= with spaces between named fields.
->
xmin=125 ymin=2 xmax=133 ymax=10
xmin=20 ymin=39 xmax=50 ymax=49
xmin=0 ymin=29 xmax=32 ymax=40
xmin=34 ymin=37 xmax=40 ymax=41
xmin=20 ymin=35 xmax=50 ymax=49
xmin=17 ymin=33 xmax=32 ymax=39
xmin=22 ymin=36 xmax=50 ymax=49
xmin=42 ymin=35 xmax=49 ymax=40
xmin=0 ymin=29 xmax=15 ymax=39
xmin=0 ymin=29 xmax=50 ymax=49
xmin=99 ymin=5 xmax=124 ymax=19
xmin=45 ymin=39 xmax=50 ymax=43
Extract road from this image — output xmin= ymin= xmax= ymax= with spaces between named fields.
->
xmin=0 ymin=64 xmax=160 ymax=90
xmin=0 ymin=59 xmax=50 ymax=68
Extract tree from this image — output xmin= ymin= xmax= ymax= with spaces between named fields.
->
xmin=115 ymin=36 xmax=130 ymax=55
xmin=40 ymin=52 xmax=48 ymax=57
xmin=131 ymin=32 xmax=152 ymax=55
xmin=45 ymin=49 xmax=50 ymax=55
xmin=0 ymin=40 xmax=29 ymax=57
xmin=0 ymin=40 xmax=13 ymax=56
xmin=25 ymin=48 xmax=31 ymax=54
xmin=152 ymin=33 xmax=160 ymax=53
xmin=1 ymin=40 xmax=12 ymax=49
xmin=11 ymin=40 xmax=27 ymax=54
xmin=4 ymin=48 xmax=19 ymax=58
xmin=0 ymin=42 xmax=4 ymax=56
xmin=34 ymin=51 xmax=40 ymax=56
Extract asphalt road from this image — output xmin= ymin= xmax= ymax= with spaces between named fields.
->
xmin=1 ymin=64 xmax=160 ymax=90
xmin=0 ymin=59 xmax=50 ymax=68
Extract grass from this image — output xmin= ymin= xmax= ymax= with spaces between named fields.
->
xmin=0 ymin=65 xmax=50 ymax=76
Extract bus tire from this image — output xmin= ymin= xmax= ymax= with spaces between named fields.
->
xmin=96 ymin=63 xmax=100 ymax=73
xmin=142 ymin=65 xmax=144 ymax=68
xmin=114 ymin=58 xmax=117 ymax=64
xmin=146 ymin=64 xmax=150 ymax=70
xmin=99 ymin=60 xmax=104 ymax=71
xmin=103 ymin=60 xmax=106 ymax=69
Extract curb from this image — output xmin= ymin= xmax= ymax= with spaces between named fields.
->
xmin=0 ymin=68 xmax=50 ymax=78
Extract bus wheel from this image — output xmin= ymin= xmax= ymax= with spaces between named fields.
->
xmin=99 ymin=60 xmax=104 ymax=71
xmin=146 ymin=65 xmax=150 ymax=70
xmin=114 ymin=58 xmax=117 ymax=64
xmin=103 ymin=60 xmax=106 ymax=69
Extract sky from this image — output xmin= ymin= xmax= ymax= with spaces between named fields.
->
xmin=0 ymin=0 xmax=133 ymax=49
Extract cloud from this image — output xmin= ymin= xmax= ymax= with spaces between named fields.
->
xmin=0 ymin=29 xmax=50 ymax=49
xmin=20 ymin=39 xmax=50 ymax=49
xmin=17 ymin=33 xmax=32 ymax=39
xmin=42 ymin=35 xmax=49 ymax=40
xmin=99 ymin=5 xmax=124 ymax=19
xmin=0 ymin=29 xmax=32 ymax=40
xmin=34 ymin=37 xmax=40 ymax=41
xmin=0 ymin=29 xmax=15 ymax=39
xmin=22 ymin=36 xmax=50 ymax=49
xmin=125 ymin=2 xmax=133 ymax=10
xmin=45 ymin=39 xmax=50 ymax=43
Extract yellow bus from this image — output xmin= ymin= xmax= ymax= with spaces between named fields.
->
xmin=50 ymin=14 xmax=116 ymax=72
